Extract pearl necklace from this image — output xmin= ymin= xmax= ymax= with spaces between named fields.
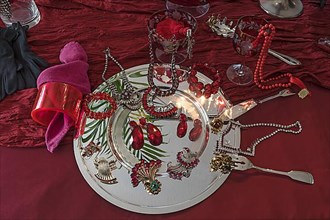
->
xmin=253 ymin=24 xmax=310 ymax=99
xmin=214 ymin=120 xmax=302 ymax=156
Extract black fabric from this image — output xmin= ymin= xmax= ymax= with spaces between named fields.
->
xmin=0 ymin=23 xmax=47 ymax=100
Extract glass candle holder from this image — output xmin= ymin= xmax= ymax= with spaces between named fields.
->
xmin=148 ymin=9 xmax=197 ymax=64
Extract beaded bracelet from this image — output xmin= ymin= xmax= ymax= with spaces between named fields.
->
xmin=82 ymin=92 xmax=117 ymax=120
xmin=187 ymin=63 xmax=222 ymax=99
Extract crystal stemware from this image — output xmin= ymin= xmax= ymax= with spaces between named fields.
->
xmin=259 ymin=0 xmax=303 ymax=18
xmin=165 ymin=0 xmax=210 ymax=18
xmin=226 ymin=16 xmax=267 ymax=85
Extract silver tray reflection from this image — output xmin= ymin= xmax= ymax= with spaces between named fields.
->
xmin=73 ymin=64 xmax=236 ymax=214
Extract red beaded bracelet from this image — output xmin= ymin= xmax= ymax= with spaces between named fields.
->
xmin=187 ymin=63 xmax=222 ymax=99
xmin=82 ymin=92 xmax=117 ymax=120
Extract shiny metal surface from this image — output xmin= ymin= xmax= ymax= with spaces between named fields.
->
xmin=259 ymin=0 xmax=303 ymax=18
xmin=229 ymin=154 xmax=314 ymax=184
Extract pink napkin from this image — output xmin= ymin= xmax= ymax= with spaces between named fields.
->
xmin=37 ymin=42 xmax=90 ymax=152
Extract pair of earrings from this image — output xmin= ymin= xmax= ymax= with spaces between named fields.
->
xmin=176 ymin=113 xmax=202 ymax=141
xmin=129 ymin=117 xmax=163 ymax=150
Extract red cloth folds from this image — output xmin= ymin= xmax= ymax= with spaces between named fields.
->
xmin=0 ymin=1 xmax=329 ymax=219
xmin=168 ymin=0 xmax=206 ymax=6
xmin=31 ymin=41 xmax=90 ymax=152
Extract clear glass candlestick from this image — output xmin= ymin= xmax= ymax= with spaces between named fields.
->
xmin=148 ymin=9 xmax=197 ymax=64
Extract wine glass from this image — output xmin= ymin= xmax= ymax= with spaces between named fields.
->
xmin=259 ymin=0 xmax=303 ymax=18
xmin=165 ymin=0 xmax=210 ymax=18
xmin=226 ymin=16 xmax=267 ymax=85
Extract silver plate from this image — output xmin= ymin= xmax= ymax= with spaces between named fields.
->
xmin=73 ymin=64 xmax=237 ymax=214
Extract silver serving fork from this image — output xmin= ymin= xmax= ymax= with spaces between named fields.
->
xmin=228 ymin=154 xmax=314 ymax=184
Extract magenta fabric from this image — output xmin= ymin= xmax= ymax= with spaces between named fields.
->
xmin=36 ymin=41 xmax=90 ymax=152
xmin=37 ymin=41 xmax=91 ymax=94
xmin=0 ymin=0 xmax=329 ymax=219
xmin=45 ymin=112 xmax=74 ymax=152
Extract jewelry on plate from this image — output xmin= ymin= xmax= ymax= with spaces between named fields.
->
xmin=129 ymin=117 xmax=163 ymax=150
xmin=131 ymin=159 xmax=162 ymax=195
xmin=187 ymin=63 xmax=222 ymax=99
xmin=142 ymin=87 xmax=178 ymax=118
xmin=177 ymin=113 xmax=188 ymax=138
xmin=129 ymin=120 xmax=145 ymax=150
xmin=139 ymin=117 xmax=163 ymax=146
xmin=81 ymin=140 xmax=102 ymax=158
xmin=210 ymin=153 xmax=234 ymax=174
xmin=167 ymin=147 xmax=200 ymax=180
xmin=188 ymin=119 xmax=203 ymax=142
xmin=82 ymin=92 xmax=117 ymax=120
xmin=94 ymin=157 xmax=118 ymax=184
xmin=142 ymin=30 xmax=179 ymax=118
xmin=102 ymin=48 xmax=142 ymax=111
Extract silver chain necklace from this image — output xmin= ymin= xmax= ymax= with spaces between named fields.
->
xmin=101 ymin=48 xmax=141 ymax=111
xmin=214 ymin=120 xmax=302 ymax=156
xmin=147 ymin=30 xmax=179 ymax=97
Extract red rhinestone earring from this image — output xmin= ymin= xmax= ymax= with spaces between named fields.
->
xmin=129 ymin=121 xmax=144 ymax=150
xmin=177 ymin=113 xmax=188 ymax=138
xmin=139 ymin=117 xmax=163 ymax=146
xmin=189 ymin=119 xmax=202 ymax=142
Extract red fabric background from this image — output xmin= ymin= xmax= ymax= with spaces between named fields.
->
xmin=0 ymin=0 xmax=329 ymax=219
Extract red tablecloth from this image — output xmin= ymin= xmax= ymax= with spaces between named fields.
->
xmin=1 ymin=0 xmax=329 ymax=219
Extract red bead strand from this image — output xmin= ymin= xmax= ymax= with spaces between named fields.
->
xmin=253 ymin=24 xmax=309 ymax=98
xmin=187 ymin=63 xmax=222 ymax=99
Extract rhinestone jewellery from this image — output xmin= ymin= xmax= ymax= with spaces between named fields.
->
xmin=142 ymin=30 xmax=181 ymax=118
xmin=102 ymin=48 xmax=142 ymax=111
xmin=187 ymin=62 xmax=222 ymax=99
xmin=213 ymin=120 xmax=302 ymax=157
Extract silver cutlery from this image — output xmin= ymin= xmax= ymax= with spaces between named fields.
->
xmin=228 ymin=153 xmax=314 ymax=184
xmin=207 ymin=15 xmax=302 ymax=66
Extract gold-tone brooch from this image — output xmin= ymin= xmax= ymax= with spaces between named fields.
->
xmin=94 ymin=157 xmax=118 ymax=184
xmin=210 ymin=153 xmax=234 ymax=174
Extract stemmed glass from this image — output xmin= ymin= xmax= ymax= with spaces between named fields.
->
xmin=165 ymin=0 xmax=210 ymax=18
xmin=226 ymin=16 xmax=267 ymax=85
xmin=259 ymin=0 xmax=303 ymax=18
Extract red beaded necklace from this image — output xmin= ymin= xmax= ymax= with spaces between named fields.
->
xmin=187 ymin=63 xmax=222 ymax=99
xmin=253 ymin=24 xmax=310 ymax=98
